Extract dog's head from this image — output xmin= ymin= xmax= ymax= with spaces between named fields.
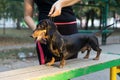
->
xmin=31 ymin=19 xmax=56 ymax=41
xmin=31 ymin=29 xmax=46 ymax=41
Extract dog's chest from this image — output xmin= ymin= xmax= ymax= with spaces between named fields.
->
xmin=48 ymin=36 xmax=64 ymax=56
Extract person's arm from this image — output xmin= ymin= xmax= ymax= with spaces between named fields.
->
xmin=24 ymin=0 xmax=36 ymax=31
xmin=59 ymin=0 xmax=80 ymax=7
xmin=48 ymin=0 xmax=80 ymax=17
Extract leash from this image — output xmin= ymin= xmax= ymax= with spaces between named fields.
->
xmin=49 ymin=16 xmax=77 ymax=25
xmin=54 ymin=21 xmax=76 ymax=25
xmin=49 ymin=17 xmax=54 ymax=22
xmin=36 ymin=41 xmax=45 ymax=65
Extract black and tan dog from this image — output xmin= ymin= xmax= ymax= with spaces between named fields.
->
xmin=32 ymin=19 xmax=102 ymax=68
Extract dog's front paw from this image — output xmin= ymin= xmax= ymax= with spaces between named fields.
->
xmin=46 ymin=62 xmax=54 ymax=66
xmin=46 ymin=57 xmax=55 ymax=66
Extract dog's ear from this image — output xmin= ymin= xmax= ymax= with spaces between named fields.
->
xmin=36 ymin=23 xmax=41 ymax=30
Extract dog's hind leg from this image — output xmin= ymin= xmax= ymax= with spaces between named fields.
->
xmin=46 ymin=57 xmax=55 ymax=66
xmin=90 ymin=45 xmax=102 ymax=60
xmin=83 ymin=46 xmax=91 ymax=59
xmin=93 ymin=48 xmax=102 ymax=60
xmin=90 ymin=37 xmax=102 ymax=60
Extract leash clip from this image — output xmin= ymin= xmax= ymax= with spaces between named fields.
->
xmin=49 ymin=17 xmax=54 ymax=22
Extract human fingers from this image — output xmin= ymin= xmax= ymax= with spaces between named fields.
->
xmin=48 ymin=2 xmax=62 ymax=17
xmin=48 ymin=4 xmax=55 ymax=16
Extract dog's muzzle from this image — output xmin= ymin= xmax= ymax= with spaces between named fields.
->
xmin=31 ymin=30 xmax=47 ymax=41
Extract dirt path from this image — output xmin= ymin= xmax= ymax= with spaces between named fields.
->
xmin=0 ymin=43 xmax=35 ymax=51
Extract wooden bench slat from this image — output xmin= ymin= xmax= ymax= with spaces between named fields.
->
xmin=0 ymin=65 xmax=50 ymax=78
xmin=0 ymin=53 xmax=120 ymax=80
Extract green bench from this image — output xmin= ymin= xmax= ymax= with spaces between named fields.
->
xmin=78 ymin=30 xmax=114 ymax=34
xmin=78 ymin=30 xmax=114 ymax=45
xmin=0 ymin=53 xmax=120 ymax=80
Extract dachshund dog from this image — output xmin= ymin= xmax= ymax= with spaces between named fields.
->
xmin=32 ymin=19 xmax=102 ymax=68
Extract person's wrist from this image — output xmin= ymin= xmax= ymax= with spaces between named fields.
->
xmin=57 ymin=0 xmax=63 ymax=8
xmin=32 ymin=25 xmax=36 ymax=31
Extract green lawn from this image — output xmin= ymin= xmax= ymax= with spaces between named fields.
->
xmin=0 ymin=28 xmax=34 ymax=46
xmin=0 ymin=28 xmax=36 ymax=59
xmin=0 ymin=48 xmax=36 ymax=59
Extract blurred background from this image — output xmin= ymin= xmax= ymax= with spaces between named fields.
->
xmin=0 ymin=0 xmax=120 ymax=73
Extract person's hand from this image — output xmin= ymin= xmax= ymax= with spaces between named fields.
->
xmin=48 ymin=1 xmax=62 ymax=17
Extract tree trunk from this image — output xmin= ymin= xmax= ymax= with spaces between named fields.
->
xmin=85 ymin=12 xmax=89 ymax=30
xmin=16 ymin=19 xmax=21 ymax=30
xmin=3 ymin=18 xmax=6 ymax=34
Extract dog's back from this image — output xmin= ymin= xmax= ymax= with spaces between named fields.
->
xmin=61 ymin=33 xmax=101 ymax=59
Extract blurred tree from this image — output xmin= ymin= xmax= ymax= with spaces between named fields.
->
xmin=0 ymin=0 xmax=23 ymax=32
xmin=73 ymin=0 xmax=120 ymax=30
xmin=8 ymin=1 xmax=24 ymax=29
xmin=0 ymin=0 xmax=9 ymax=34
xmin=85 ymin=0 xmax=96 ymax=29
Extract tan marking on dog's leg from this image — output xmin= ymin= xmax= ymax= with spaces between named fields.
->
xmin=46 ymin=57 xmax=55 ymax=66
xmin=84 ymin=47 xmax=91 ymax=59
xmin=93 ymin=49 xmax=102 ymax=60
xmin=84 ymin=50 xmax=90 ymax=59
xmin=81 ymin=46 xmax=87 ymax=53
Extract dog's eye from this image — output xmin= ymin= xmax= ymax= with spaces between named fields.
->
xmin=37 ymin=25 xmax=41 ymax=29
xmin=40 ymin=25 xmax=44 ymax=29
xmin=37 ymin=25 xmax=43 ymax=30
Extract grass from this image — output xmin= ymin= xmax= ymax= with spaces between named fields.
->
xmin=0 ymin=48 xmax=37 ymax=59
xmin=0 ymin=28 xmax=34 ymax=46
xmin=111 ymin=29 xmax=120 ymax=36
xmin=0 ymin=28 xmax=36 ymax=59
